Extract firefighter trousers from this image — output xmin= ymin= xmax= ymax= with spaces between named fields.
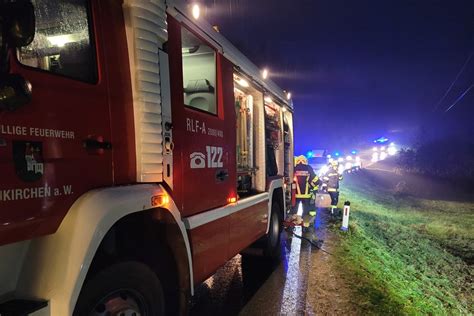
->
xmin=328 ymin=191 xmax=339 ymax=207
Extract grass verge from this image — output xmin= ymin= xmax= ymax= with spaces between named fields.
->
xmin=331 ymin=171 xmax=473 ymax=315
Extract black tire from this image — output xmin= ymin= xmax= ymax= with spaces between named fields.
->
xmin=262 ymin=201 xmax=282 ymax=259
xmin=73 ymin=261 xmax=164 ymax=316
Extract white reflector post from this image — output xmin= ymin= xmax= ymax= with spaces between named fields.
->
xmin=341 ymin=201 xmax=351 ymax=231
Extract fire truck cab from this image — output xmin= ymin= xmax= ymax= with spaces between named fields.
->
xmin=0 ymin=0 xmax=294 ymax=315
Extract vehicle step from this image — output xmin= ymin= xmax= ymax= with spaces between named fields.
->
xmin=0 ymin=299 xmax=48 ymax=316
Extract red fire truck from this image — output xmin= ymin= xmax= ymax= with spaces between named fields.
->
xmin=0 ymin=0 xmax=294 ymax=315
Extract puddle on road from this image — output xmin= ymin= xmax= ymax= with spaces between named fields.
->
xmin=280 ymin=226 xmax=303 ymax=313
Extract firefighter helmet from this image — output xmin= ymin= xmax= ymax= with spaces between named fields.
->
xmin=330 ymin=160 xmax=339 ymax=167
xmin=295 ymin=155 xmax=308 ymax=165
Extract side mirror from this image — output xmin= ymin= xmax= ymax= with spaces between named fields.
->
xmin=6 ymin=1 xmax=36 ymax=47
xmin=0 ymin=74 xmax=32 ymax=111
xmin=1 ymin=1 xmax=35 ymax=48
xmin=0 ymin=2 xmax=35 ymax=109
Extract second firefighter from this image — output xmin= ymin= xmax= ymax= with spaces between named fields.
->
xmin=323 ymin=160 xmax=343 ymax=213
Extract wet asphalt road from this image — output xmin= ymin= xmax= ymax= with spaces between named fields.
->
xmin=190 ymin=207 xmax=339 ymax=316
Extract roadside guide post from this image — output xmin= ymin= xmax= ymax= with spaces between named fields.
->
xmin=341 ymin=201 xmax=351 ymax=231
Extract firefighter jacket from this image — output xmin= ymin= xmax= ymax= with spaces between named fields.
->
xmin=294 ymin=163 xmax=319 ymax=198
xmin=323 ymin=167 xmax=343 ymax=192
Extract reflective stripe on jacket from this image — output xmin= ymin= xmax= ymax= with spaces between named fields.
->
xmin=294 ymin=163 xmax=318 ymax=199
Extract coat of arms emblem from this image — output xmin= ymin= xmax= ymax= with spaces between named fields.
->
xmin=13 ymin=141 xmax=44 ymax=182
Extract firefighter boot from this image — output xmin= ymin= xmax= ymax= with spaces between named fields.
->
xmin=308 ymin=210 xmax=317 ymax=227
xmin=302 ymin=215 xmax=311 ymax=228
xmin=303 ymin=210 xmax=316 ymax=228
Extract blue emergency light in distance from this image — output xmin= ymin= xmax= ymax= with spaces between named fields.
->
xmin=307 ymin=151 xmax=313 ymax=158
xmin=351 ymin=150 xmax=357 ymax=155
xmin=334 ymin=152 xmax=340 ymax=157
xmin=374 ymin=137 xmax=389 ymax=144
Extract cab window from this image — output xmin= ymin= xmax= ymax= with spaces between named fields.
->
xmin=18 ymin=0 xmax=97 ymax=83
xmin=181 ymin=28 xmax=217 ymax=114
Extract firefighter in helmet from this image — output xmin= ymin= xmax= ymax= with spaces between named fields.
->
xmin=323 ymin=160 xmax=343 ymax=213
xmin=294 ymin=155 xmax=320 ymax=218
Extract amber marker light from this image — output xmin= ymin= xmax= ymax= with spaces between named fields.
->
xmin=228 ymin=197 xmax=237 ymax=204
xmin=151 ymin=194 xmax=170 ymax=207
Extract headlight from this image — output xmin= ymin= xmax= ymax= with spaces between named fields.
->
xmin=388 ymin=146 xmax=397 ymax=156
xmin=371 ymin=152 xmax=379 ymax=162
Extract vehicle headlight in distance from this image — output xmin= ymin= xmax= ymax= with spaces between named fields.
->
xmin=371 ymin=152 xmax=379 ymax=162
xmin=388 ymin=146 xmax=397 ymax=156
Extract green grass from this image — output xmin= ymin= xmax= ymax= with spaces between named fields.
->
xmin=331 ymin=173 xmax=473 ymax=315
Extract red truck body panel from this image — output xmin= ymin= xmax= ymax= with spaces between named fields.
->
xmin=0 ymin=0 xmax=135 ymax=245
xmin=167 ymin=17 xmax=237 ymax=217
xmin=188 ymin=215 xmax=231 ymax=284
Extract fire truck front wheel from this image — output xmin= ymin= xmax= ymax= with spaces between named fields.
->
xmin=74 ymin=261 xmax=164 ymax=316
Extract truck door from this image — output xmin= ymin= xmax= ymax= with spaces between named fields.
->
xmin=168 ymin=20 xmax=236 ymax=216
xmin=0 ymin=0 xmax=112 ymax=244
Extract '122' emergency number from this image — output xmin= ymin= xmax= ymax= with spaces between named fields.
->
xmin=206 ymin=146 xmax=223 ymax=168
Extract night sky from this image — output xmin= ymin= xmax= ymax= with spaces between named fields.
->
xmin=201 ymin=0 xmax=474 ymax=154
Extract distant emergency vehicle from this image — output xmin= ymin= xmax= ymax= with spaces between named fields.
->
xmin=307 ymin=149 xmax=328 ymax=175
xmin=0 ymin=1 xmax=294 ymax=315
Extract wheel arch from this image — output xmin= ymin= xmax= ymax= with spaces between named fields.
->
xmin=15 ymin=184 xmax=193 ymax=316
xmin=81 ymin=208 xmax=192 ymax=315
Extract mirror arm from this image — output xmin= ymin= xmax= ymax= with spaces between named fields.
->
xmin=0 ymin=44 xmax=11 ymax=75
xmin=0 ymin=10 xmax=9 ymax=75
